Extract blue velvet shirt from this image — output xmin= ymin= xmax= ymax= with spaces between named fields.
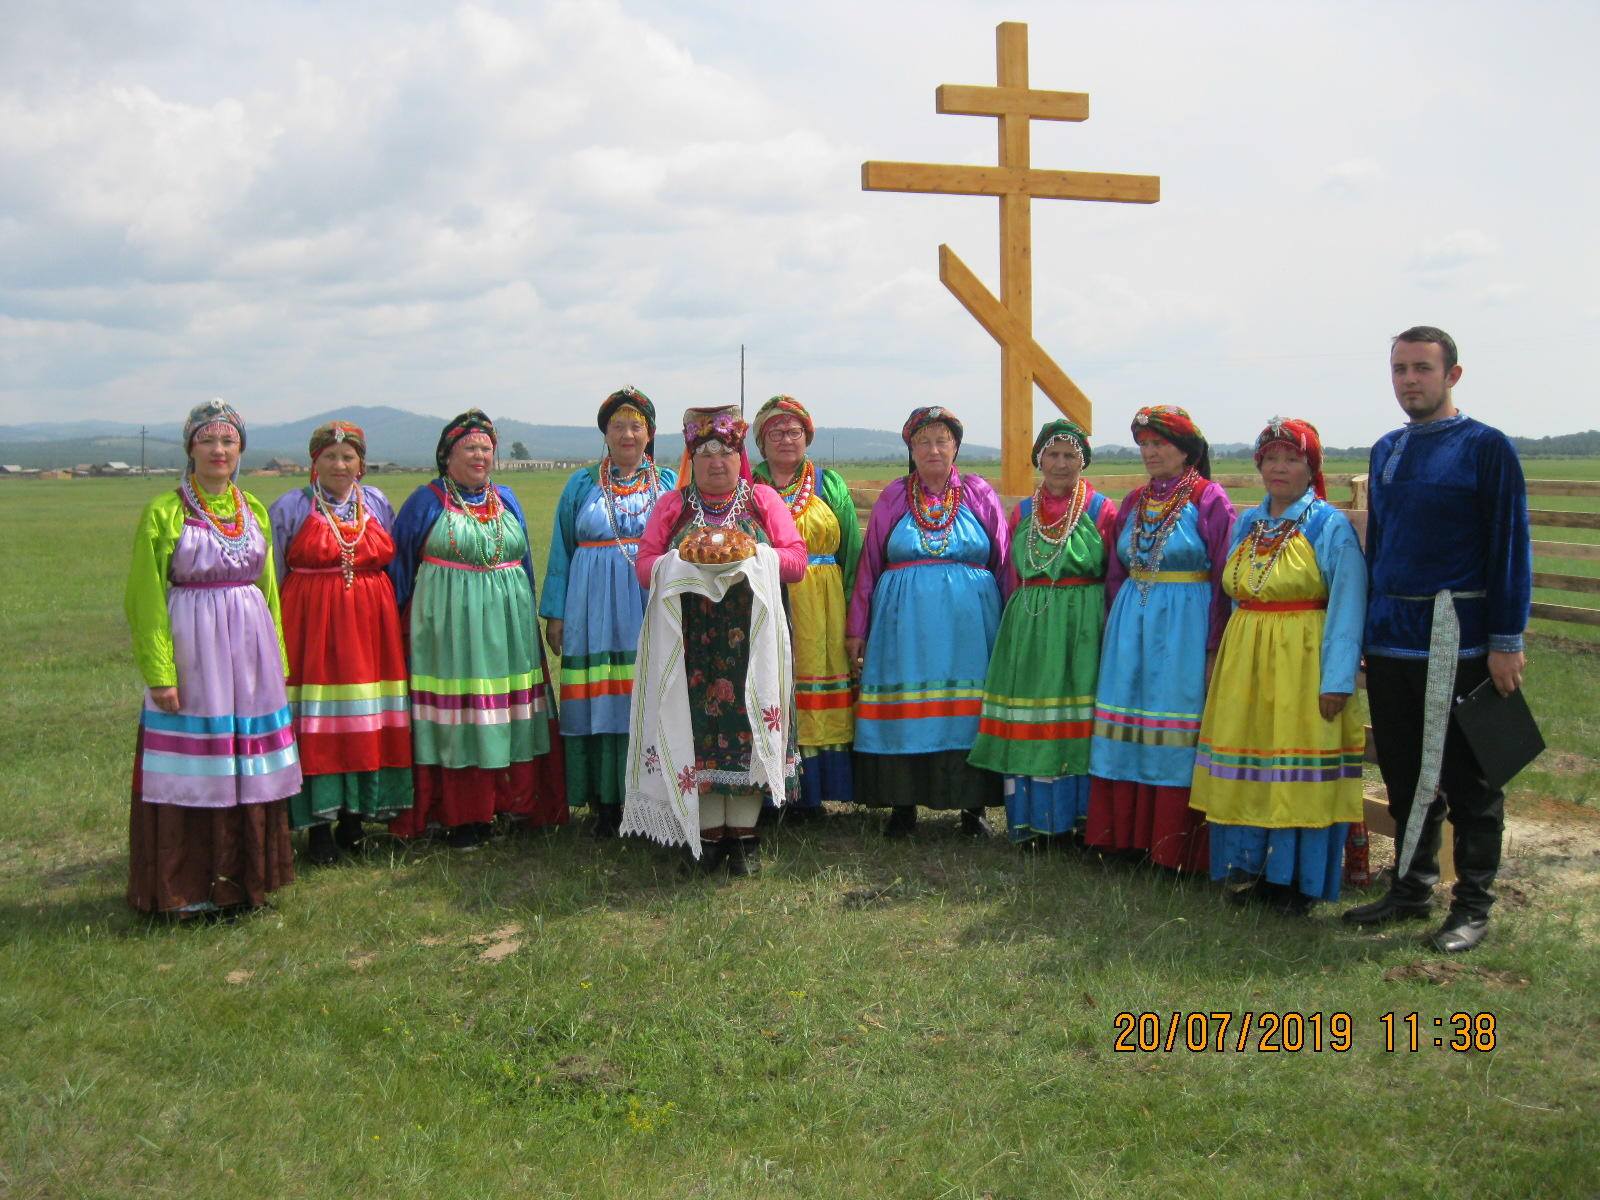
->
xmin=1364 ymin=413 xmax=1531 ymax=659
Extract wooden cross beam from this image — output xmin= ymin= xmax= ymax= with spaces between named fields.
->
xmin=862 ymin=21 xmax=1160 ymax=497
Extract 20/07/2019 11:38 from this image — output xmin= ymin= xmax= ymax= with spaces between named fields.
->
xmin=1110 ymin=1010 xmax=1499 ymax=1053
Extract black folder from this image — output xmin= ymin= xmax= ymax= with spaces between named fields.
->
xmin=1452 ymin=678 xmax=1545 ymax=790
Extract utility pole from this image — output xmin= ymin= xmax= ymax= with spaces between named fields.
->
xmin=140 ymin=425 xmax=147 ymax=476
xmin=739 ymin=344 xmax=746 ymax=416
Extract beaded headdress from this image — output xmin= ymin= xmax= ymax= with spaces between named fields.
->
xmin=435 ymin=409 xmax=497 ymax=476
xmin=309 ymin=420 xmax=367 ymax=462
xmin=752 ymin=395 xmax=815 ymax=453
xmin=677 ymin=405 xmax=752 ymax=489
xmin=1131 ymin=405 xmax=1212 ymax=480
xmin=1253 ymin=415 xmax=1326 ymax=499
xmin=1031 ymin=417 xmax=1092 ymax=469
xmin=181 ymin=398 xmax=246 ymax=480
xmin=598 ymin=386 xmax=657 ymax=459
xmin=901 ymin=405 xmax=964 ymax=473
xmin=183 ymin=398 xmax=246 ymax=454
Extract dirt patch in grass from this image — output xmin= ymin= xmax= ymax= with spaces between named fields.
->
xmin=1382 ymin=960 xmax=1531 ymax=988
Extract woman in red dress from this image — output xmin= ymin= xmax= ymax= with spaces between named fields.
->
xmin=268 ymin=420 xmax=412 ymax=863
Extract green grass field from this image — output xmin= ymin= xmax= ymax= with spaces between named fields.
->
xmin=2 ymin=470 xmax=1597 ymax=1199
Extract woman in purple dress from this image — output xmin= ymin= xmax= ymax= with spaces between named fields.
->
xmin=124 ymin=399 xmax=302 ymax=916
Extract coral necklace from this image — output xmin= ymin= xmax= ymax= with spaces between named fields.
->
xmin=1232 ymin=502 xmax=1312 ymax=598
xmin=313 ymin=482 xmax=368 ymax=589
xmin=181 ymin=474 xmax=254 ymax=564
xmin=442 ymin=476 xmax=507 ymax=566
xmin=909 ymin=470 xmax=961 ymax=557
xmin=1022 ymin=479 xmax=1088 ymax=574
xmin=599 ymin=455 xmax=661 ymax=562
xmin=776 ymin=459 xmax=816 ymax=517
xmin=1128 ymin=466 xmax=1200 ymax=604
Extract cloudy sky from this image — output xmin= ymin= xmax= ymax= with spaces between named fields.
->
xmin=3 ymin=0 xmax=1595 ymax=447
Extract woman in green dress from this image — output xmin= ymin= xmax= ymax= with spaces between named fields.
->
xmin=969 ymin=419 xmax=1117 ymax=844
xmin=387 ymin=410 xmax=566 ymax=847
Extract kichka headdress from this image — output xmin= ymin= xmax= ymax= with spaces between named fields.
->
xmin=677 ymin=404 xmax=752 ymax=489
xmin=901 ymin=405 xmax=964 ymax=474
xmin=435 ymin=409 xmax=497 ymax=476
xmin=752 ymin=395 xmax=815 ymax=454
xmin=598 ymin=386 xmax=657 ymax=459
xmin=1031 ymin=417 xmax=1092 ymax=469
xmin=1132 ymin=404 xmax=1212 ymax=480
xmin=182 ymin=397 xmax=246 ymax=478
xmin=309 ymin=420 xmax=367 ymax=462
xmin=1253 ymin=415 xmax=1326 ymax=500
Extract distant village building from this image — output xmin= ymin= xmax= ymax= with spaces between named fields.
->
xmin=91 ymin=461 xmax=134 ymax=476
xmin=265 ymin=457 xmax=303 ymax=473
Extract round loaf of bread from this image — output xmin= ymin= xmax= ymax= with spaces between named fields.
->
xmin=679 ymin=525 xmax=757 ymax=564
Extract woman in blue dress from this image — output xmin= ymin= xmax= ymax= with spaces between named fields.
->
xmin=846 ymin=406 xmax=1010 ymax=837
xmin=542 ymin=387 xmax=677 ymax=837
xmin=1086 ymin=405 xmax=1235 ymax=872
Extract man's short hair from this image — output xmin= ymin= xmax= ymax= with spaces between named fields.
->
xmin=1391 ymin=325 xmax=1458 ymax=374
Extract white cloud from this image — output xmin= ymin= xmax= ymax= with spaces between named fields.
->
xmin=1413 ymin=228 xmax=1500 ymax=272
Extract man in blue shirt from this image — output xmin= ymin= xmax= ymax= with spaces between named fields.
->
xmin=1343 ymin=326 xmax=1531 ymax=952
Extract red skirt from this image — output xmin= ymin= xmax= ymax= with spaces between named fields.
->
xmin=1085 ymin=777 xmax=1210 ymax=872
xmin=389 ymin=712 xmax=569 ymax=836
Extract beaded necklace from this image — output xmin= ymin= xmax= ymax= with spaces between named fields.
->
xmin=181 ymin=474 xmax=254 ymax=564
xmin=599 ymin=455 xmax=661 ymax=562
xmin=1231 ymin=501 xmax=1313 ymax=598
xmin=688 ymin=479 xmax=751 ymax=529
xmin=775 ymin=459 xmax=816 ymax=519
xmin=442 ymin=475 xmax=507 ymax=567
xmin=908 ymin=470 xmax=962 ymax=557
xmin=1021 ymin=479 xmax=1088 ymax=576
xmin=1128 ymin=466 xmax=1200 ymax=604
xmin=313 ymin=482 xmax=369 ymax=589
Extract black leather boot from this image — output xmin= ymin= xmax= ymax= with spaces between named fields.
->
xmin=592 ymin=803 xmax=622 ymax=840
xmin=305 ymin=823 xmax=339 ymax=866
xmin=724 ymin=832 xmax=759 ymax=878
xmin=1342 ymin=888 xmax=1433 ymax=926
xmin=884 ymin=806 xmax=918 ymax=838
xmin=959 ymin=808 xmax=993 ymax=837
xmin=1429 ymin=910 xmax=1490 ymax=953
xmin=334 ymin=812 xmax=365 ymax=854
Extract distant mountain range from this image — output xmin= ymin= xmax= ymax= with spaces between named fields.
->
xmin=0 ymin=406 xmax=998 ymax=469
xmin=2 ymin=407 xmax=1596 ymax=469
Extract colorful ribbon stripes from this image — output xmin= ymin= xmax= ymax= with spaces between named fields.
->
xmin=139 ymin=705 xmax=299 ymax=782
xmin=795 ymin=671 xmax=853 ymax=713
xmin=856 ymin=678 xmax=985 ymax=723
xmin=286 ymin=680 xmax=409 ymax=735
xmin=410 ymin=670 xmax=544 ymax=726
xmin=979 ymin=691 xmax=1094 ymax=741
xmin=1194 ymin=743 xmax=1365 ymax=786
xmin=559 ymin=650 xmax=636 ymax=704
xmin=1092 ymin=699 xmax=1202 ymax=749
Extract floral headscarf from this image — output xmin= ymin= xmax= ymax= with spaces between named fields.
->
xmin=598 ymin=386 xmax=657 ymax=459
xmin=435 ymin=409 xmax=497 ymax=476
xmin=1132 ymin=404 xmax=1211 ymax=480
xmin=182 ymin=398 xmax=246 ymax=478
xmin=677 ymin=405 xmax=753 ymax=489
xmin=901 ymin=405 xmax=964 ymax=474
xmin=1031 ymin=417 xmax=1092 ymax=469
xmin=752 ymin=395 xmax=814 ymax=454
xmin=1253 ymin=415 xmax=1326 ymax=500
xmin=309 ymin=420 xmax=366 ymax=462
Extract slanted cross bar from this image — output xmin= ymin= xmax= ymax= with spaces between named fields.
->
xmin=862 ymin=21 xmax=1159 ymax=496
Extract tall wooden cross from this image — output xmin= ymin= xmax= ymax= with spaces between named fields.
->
xmin=863 ymin=21 xmax=1160 ymax=497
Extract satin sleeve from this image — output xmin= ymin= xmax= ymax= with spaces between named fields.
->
xmin=386 ymin=483 xmax=444 ymax=613
xmin=751 ymin=484 xmax=809 ymax=583
xmin=1477 ymin=432 xmax=1532 ymax=653
xmin=124 ymin=492 xmax=186 ymax=689
xmin=846 ymin=480 xmax=908 ymax=640
xmin=819 ymin=468 xmax=863 ymax=598
xmin=1194 ymin=482 xmax=1239 ymax=651
xmin=362 ymin=484 xmax=395 ymax=531
xmin=542 ymin=468 xmax=593 ymax=620
xmin=245 ymin=492 xmax=289 ymax=676
xmin=1314 ymin=507 xmax=1368 ymax=695
xmin=266 ymin=488 xmax=313 ymax=587
xmin=636 ymin=491 xmax=686 ymax=589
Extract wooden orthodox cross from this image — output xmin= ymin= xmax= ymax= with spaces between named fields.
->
xmin=863 ymin=21 xmax=1160 ymax=496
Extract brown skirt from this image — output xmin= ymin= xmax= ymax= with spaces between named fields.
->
xmin=127 ymin=796 xmax=295 ymax=914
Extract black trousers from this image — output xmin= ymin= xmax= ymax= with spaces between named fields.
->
xmin=1365 ymin=654 xmax=1504 ymax=918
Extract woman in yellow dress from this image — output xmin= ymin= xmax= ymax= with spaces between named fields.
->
xmin=1190 ymin=417 xmax=1367 ymax=913
xmin=751 ymin=396 xmax=862 ymax=815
